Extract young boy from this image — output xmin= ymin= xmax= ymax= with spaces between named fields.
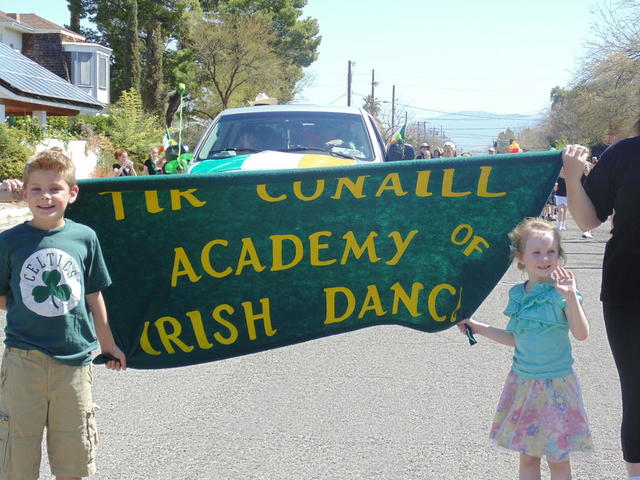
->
xmin=0 ymin=148 xmax=126 ymax=479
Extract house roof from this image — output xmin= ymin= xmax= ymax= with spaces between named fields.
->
xmin=0 ymin=42 xmax=102 ymax=111
xmin=0 ymin=11 xmax=83 ymax=39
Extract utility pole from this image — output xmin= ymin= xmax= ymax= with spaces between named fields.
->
xmin=347 ymin=60 xmax=353 ymax=106
xmin=371 ymin=69 xmax=377 ymax=100
xmin=391 ymin=85 xmax=396 ymax=132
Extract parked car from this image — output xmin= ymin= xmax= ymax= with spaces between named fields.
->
xmin=188 ymin=105 xmax=402 ymax=173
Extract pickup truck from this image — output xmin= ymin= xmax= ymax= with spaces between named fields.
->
xmin=188 ymin=104 xmax=412 ymax=173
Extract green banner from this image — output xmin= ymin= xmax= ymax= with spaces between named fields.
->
xmin=67 ymin=151 xmax=561 ymax=369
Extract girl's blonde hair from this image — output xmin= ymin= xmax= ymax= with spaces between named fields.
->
xmin=508 ymin=217 xmax=566 ymax=271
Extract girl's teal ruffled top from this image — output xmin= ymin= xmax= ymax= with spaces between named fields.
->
xmin=503 ymin=282 xmax=582 ymax=379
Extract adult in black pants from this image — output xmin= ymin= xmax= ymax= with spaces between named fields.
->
xmin=563 ymin=142 xmax=640 ymax=479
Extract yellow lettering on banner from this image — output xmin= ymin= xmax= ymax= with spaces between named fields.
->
xmin=144 ymin=191 xmax=164 ymax=214
xmin=293 ymin=180 xmax=324 ymax=201
xmin=140 ymin=321 xmax=162 ymax=355
xmin=375 ymin=173 xmax=407 ymax=197
xmin=242 ymin=298 xmax=277 ymax=340
xmin=357 ymin=285 xmax=386 ymax=318
xmin=100 ymin=192 xmax=125 ymax=221
xmin=323 ymin=286 xmax=356 ymax=324
xmin=450 ymin=224 xmax=490 ymax=257
xmin=236 ymin=238 xmax=266 ymax=275
xmin=463 ymin=236 xmax=490 ymax=256
xmin=450 ymin=287 xmax=463 ymax=323
xmin=270 ymin=234 xmax=304 ymax=271
xmin=171 ymin=247 xmax=202 ymax=287
xmin=386 ymin=230 xmax=419 ymax=265
xmin=137 ymin=300 xmax=277 ymax=356
xmin=477 ymin=166 xmax=506 ymax=197
xmin=442 ymin=169 xmax=471 ymax=197
xmin=451 ymin=224 xmax=473 ymax=245
xmin=415 ymin=171 xmax=433 ymax=197
xmin=169 ymin=189 xmax=207 ymax=211
xmin=428 ymin=283 xmax=460 ymax=322
xmin=309 ymin=231 xmax=337 ymax=266
xmin=212 ymin=304 xmax=239 ymax=345
xmin=323 ymin=281 xmax=464 ymax=326
xmin=201 ymin=239 xmax=232 ymax=278
xmin=256 ymin=184 xmax=286 ymax=202
xmin=155 ymin=316 xmax=195 ymax=353
xmin=390 ymin=281 xmax=424 ymax=316
xmin=331 ymin=176 xmax=368 ymax=199
xmin=186 ymin=311 xmax=214 ymax=349
xmin=340 ymin=231 xmax=381 ymax=264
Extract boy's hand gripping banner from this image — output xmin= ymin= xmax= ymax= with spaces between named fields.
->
xmin=67 ymin=152 xmax=561 ymax=369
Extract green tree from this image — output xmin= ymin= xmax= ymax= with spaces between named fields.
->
xmin=189 ymin=13 xmax=286 ymax=111
xmin=66 ymin=0 xmax=85 ymax=33
xmin=534 ymin=1 xmax=640 ymax=148
xmin=82 ymin=0 xmax=198 ymax=113
xmin=0 ymin=124 xmax=33 ymax=180
xmin=106 ymin=88 xmax=164 ymax=166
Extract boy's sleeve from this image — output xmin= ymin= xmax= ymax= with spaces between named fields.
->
xmin=84 ymin=234 xmax=112 ymax=294
xmin=0 ymin=235 xmax=11 ymax=296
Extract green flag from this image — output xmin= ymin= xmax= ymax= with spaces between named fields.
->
xmin=394 ymin=124 xmax=406 ymax=144
xmin=68 ymin=151 xmax=561 ymax=369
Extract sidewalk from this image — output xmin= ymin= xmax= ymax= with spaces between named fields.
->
xmin=0 ymin=201 xmax=31 ymax=226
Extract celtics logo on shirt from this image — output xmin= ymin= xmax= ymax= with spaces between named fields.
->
xmin=19 ymin=248 xmax=82 ymax=317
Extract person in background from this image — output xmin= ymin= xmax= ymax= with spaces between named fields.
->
xmin=555 ymin=169 xmax=568 ymax=230
xmin=416 ymin=143 xmax=431 ymax=159
xmin=563 ymin=143 xmax=640 ymax=479
xmin=443 ymin=141 xmax=457 ymax=157
xmin=432 ymin=147 xmax=443 ymax=159
xmin=488 ymin=147 xmax=497 ymax=155
xmin=508 ymin=139 xmax=523 ymax=153
xmin=459 ymin=217 xmax=592 ymax=479
xmin=113 ymin=150 xmax=137 ymax=176
xmin=142 ymin=147 xmax=166 ymax=175
xmin=542 ymin=182 xmax=557 ymax=222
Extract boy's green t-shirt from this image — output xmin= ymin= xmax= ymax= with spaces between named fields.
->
xmin=0 ymin=219 xmax=112 ymax=366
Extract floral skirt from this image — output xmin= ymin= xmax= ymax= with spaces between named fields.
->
xmin=490 ymin=370 xmax=594 ymax=462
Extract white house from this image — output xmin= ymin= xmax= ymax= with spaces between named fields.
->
xmin=0 ymin=11 xmax=110 ymax=123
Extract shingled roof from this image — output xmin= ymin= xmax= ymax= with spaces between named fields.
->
xmin=0 ymin=42 xmax=102 ymax=111
xmin=0 ymin=11 xmax=82 ymax=39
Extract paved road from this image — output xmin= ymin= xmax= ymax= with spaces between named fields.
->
xmin=0 ymin=216 xmax=625 ymax=479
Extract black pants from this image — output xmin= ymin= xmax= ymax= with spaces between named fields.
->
xmin=603 ymin=302 xmax=640 ymax=463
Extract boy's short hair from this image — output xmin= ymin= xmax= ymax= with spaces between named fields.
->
xmin=23 ymin=147 xmax=76 ymax=188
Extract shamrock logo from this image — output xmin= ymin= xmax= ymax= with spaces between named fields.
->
xmin=32 ymin=270 xmax=72 ymax=309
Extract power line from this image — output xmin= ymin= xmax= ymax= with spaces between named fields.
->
xmin=350 ymin=91 xmax=538 ymax=121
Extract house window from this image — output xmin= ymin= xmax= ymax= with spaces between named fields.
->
xmin=98 ymin=55 xmax=108 ymax=90
xmin=75 ymin=52 xmax=92 ymax=86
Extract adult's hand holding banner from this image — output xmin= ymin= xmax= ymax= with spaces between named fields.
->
xmin=67 ymin=151 xmax=561 ymax=368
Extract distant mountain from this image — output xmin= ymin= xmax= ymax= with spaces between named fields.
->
xmin=416 ymin=111 xmax=541 ymax=154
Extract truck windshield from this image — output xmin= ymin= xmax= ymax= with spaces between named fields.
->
xmin=196 ymin=111 xmax=375 ymax=162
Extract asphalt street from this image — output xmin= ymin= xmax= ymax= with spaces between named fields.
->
xmin=0 ymin=215 xmax=626 ymax=479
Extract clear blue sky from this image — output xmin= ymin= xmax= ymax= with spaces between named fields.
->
xmin=10 ymin=0 xmax=595 ymax=118
xmin=299 ymin=0 xmax=596 ymax=117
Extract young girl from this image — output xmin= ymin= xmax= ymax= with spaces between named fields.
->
xmin=458 ymin=217 xmax=593 ymax=479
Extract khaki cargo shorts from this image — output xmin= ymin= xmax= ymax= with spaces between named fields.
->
xmin=0 ymin=347 xmax=98 ymax=479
